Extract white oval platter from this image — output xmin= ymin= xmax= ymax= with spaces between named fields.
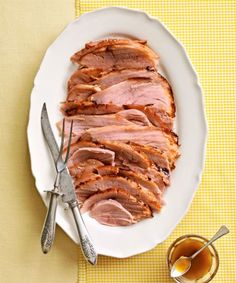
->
xmin=27 ymin=7 xmax=207 ymax=258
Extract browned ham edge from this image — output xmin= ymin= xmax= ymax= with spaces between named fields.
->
xmin=76 ymin=175 xmax=162 ymax=211
xmin=75 ymin=39 xmax=147 ymax=58
xmin=61 ymin=101 xmax=123 ymax=116
xmin=119 ymin=169 xmax=162 ymax=199
xmin=119 ymin=164 xmax=170 ymax=192
xmin=100 ymin=141 xmax=151 ymax=169
xmin=71 ymin=39 xmax=159 ymax=71
xmin=67 ymin=84 xmax=101 ymax=102
xmin=131 ymin=143 xmax=171 ymax=172
xmin=97 ymin=165 xmax=119 ymax=176
xmin=68 ymin=68 xmax=103 ymax=90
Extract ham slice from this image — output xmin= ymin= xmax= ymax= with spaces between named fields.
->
xmin=81 ymin=188 xmax=152 ymax=221
xmin=143 ymin=104 xmax=174 ymax=130
xmin=68 ymin=159 xmax=104 ymax=179
xmin=119 ymin=169 xmax=162 ymax=199
xmin=68 ymin=67 xmax=103 ymax=90
xmin=77 ymin=175 xmax=162 ymax=211
xmin=97 ymin=165 xmax=119 ymax=176
xmin=100 ymin=140 xmax=150 ymax=169
xmin=117 ymin=109 xmax=151 ymax=126
xmin=58 ymin=109 xmax=151 ymax=137
xmin=62 ymin=102 xmax=174 ymax=130
xmin=67 ymin=69 xmax=174 ymax=130
xmin=67 ymin=84 xmax=101 ymax=102
xmin=74 ymin=39 xmax=147 ymax=58
xmin=81 ymin=125 xmax=179 ymax=161
xmin=71 ymin=39 xmax=159 ymax=71
xmin=90 ymin=79 xmax=174 ymax=115
xmin=74 ymin=172 xmax=100 ymax=185
xmin=61 ymin=101 xmax=122 ymax=116
xmin=120 ymin=164 xmax=169 ymax=192
xmin=145 ymin=167 xmax=170 ymax=191
xmin=58 ymin=109 xmax=153 ymax=139
xmin=67 ymin=70 xmax=175 ymax=130
xmin=64 ymin=141 xmax=97 ymax=158
xmin=90 ymin=68 xmax=161 ymax=89
xmin=89 ymin=199 xmax=136 ymax=226
xmin=131 ymin=143 xmax=171 ymax=172
xmin=58 ymin=114 xmax=132 ymax=137
xmin=68 ymin=147 xmax=115 ymax=169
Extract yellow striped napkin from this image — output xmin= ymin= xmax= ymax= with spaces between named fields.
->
xmin=75 ymin=1 xmax=236 ymax=282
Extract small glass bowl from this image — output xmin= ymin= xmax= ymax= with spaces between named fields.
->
xmin=167 ymin=234 xmax=219 ymax=283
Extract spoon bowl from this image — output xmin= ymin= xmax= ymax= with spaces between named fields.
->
xmin=170 ymin=256 xmax=192 ymax=278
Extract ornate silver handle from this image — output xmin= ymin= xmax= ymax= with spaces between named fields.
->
xmin=41 ymin=191 xmax=59 ymax=253
xmin=70 ymin=201 xmax=97 ymax=265
xmin=191 ymin=225 xmax=229 ymax=259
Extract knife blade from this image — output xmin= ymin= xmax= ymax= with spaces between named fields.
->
xmin=41 ymin=103 xmax=97 ymax=265
xmin=41 ymin=103 xmax=76 ymax=202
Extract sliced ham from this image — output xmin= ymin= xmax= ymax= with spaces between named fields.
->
xmin=62 ymin=101 xmax=174 ymax=131
xmin=68 ymin=67 xmax=103 ymax=90
xmin=90 ymin=79 xmax=174 ymax=115
xmin=68 ymin=147 xmax=115 ymax=168
xmin=143 ymin=104 xmax=174 ymax=130
xmin=119 ymin=169 xmax=162 ymax=199
xmin=61 ymin=101 xmax=123 ymax=116
xmin=97 ymin=165 xmax=119 ymax=176
xmin=75 ymin=172 xmax=100 ymax=185
xmin=58 ymin=114 xmax=132 ymax=137
xmin=58 ymin=109 xmax=152 ymax=137
xmin=90 ymin=68 xmax=161 ymax=89
xmin=64 ymin=141 xmax=97 ymax=158
xmin=114 ymin=109 xmax=151 ymax=126
xmin=81 ymin=125 xmax=179 ymax=161
xmin=73 ymin=39 xmax=147 ymax=59
xmin=100 ymin=140 xmax=150 ymax=169
xmin=131 ymin=143 xmax=171 ymax=172
xmin=81 ymin=188 xmax=152 ymax=221
xmin=120 ymin=164 xmax=169 ymax=192
xmin=77 ymin=175 xmax=161 ymax=211
xmin=57 ymin=37 xmax=180 ymax=227
xmin=71 ymin=39 xmax=159 ymax=71
xmin=67 ymin=84 xmax=101 ymax=102
xmin=89 ymin=199 xmax=136 ymax=226
xmin=68 ymin=159 xmax=104 ymax=179
xmin=145 ymin=167 xmax=170 ymax=191
xmin=60 ymin=102 xmax=173 ymax=130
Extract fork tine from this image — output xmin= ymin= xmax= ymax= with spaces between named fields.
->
xmin=57 ymin=118 xmax=65 ymax=162
xmin=64 ymin=120 xmax=74 ymax=164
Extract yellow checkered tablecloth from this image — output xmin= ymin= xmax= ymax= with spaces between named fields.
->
xmin=75 ymin=1 xmax=236 ymax=282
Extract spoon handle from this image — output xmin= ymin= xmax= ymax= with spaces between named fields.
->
xmin=191 ymin=225 xmax=229 ymax=260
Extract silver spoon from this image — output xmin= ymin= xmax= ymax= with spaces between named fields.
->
xmin=170 ymin=225 xmax=229 ymax=278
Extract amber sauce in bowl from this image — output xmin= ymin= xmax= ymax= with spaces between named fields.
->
xmin=171 ymin=239 xmax=212 ymax=280
xmin=167 ymin=235 xmax=219 ymax=283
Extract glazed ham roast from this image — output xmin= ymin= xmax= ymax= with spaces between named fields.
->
xmin=58 ymin=38 xmax=180 ymax=226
